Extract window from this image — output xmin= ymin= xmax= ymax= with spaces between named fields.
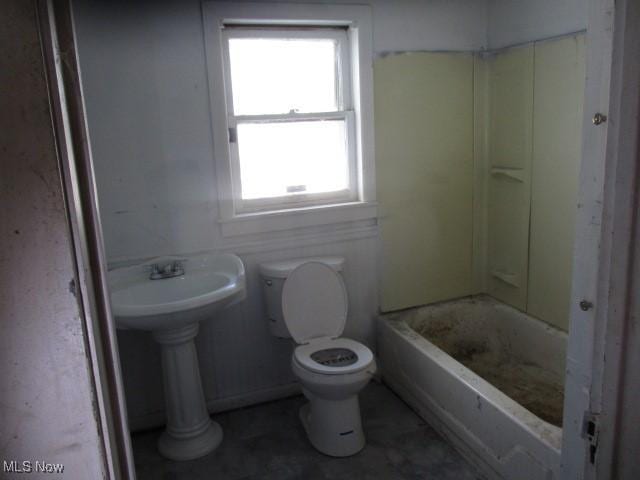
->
xmin=222 ymin=28 xmax=356 ymax=213
xmin=204 ymin=3 xmax=375 ymax=235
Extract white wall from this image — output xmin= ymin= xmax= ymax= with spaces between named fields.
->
xmin=74 ymin=0 xmax=488 ymax=265
xmin=367 ymin=0 xmax=487 ymax=53
xmin=76 ymin=0 xmax=219 ymax=262
xmin=72 ymin=0 xmax=488 ymax=427
xmin=487 ymin=0 xmax=588 ymax=49
xmin=74 ymin=0 xmax=487 ymax=266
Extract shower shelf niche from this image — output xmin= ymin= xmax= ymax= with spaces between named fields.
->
xmin=490 ymin=167 xmax=525 ymax=182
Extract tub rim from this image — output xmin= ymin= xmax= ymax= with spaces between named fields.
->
xmin=379 ymin=313 xmax=563 ymax=452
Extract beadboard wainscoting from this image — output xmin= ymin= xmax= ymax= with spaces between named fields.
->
xmin=117 ymin=226 xmax=379 ymax=431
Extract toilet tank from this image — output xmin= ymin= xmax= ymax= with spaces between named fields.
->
xmin=259 ymin=256 xmax=345 ymax=338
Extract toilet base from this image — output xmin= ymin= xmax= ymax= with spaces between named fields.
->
xmin=299 ymin=392 xmax=365 ymax=457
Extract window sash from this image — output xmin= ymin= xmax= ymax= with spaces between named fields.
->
xmin=221 ymin=27 xmax=352 ymax=116
xmin=228 ymin=111 xmax=358 ymax=214
xmin=221 ymin=26 xmax=357 ymax=214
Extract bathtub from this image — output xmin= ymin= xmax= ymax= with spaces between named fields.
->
xmin=377 ymin=295 xmax=567 ymax=480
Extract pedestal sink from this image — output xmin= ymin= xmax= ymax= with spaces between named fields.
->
xmin=109 ymin=253 xmax=246 ymax=461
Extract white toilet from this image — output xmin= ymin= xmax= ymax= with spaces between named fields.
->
xmin=260 ymin=257 xmax=376 ymax=457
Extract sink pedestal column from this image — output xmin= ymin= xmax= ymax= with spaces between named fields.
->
xmin=152 ymin=323 xmax=222 ymax=461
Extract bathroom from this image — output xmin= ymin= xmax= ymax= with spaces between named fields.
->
xmin=8 ymin=0 xmax=637 ymax=478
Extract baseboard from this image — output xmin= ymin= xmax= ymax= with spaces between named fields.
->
xmin=129 ymin=382 xmax=302 ymax=432
xmin=206 ymin=382 xmax=302 ymax=414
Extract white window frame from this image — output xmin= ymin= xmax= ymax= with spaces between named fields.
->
xmin=203 ymin=2 xmax=376 ymax=236
xmin=222 ymin=27 xmax=357 ymax=214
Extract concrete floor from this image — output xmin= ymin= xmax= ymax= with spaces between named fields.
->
xmin=133 ymin=382 xmax=483 ymax=480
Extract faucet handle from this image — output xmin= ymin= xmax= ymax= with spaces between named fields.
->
xmin=171 ymin=260 xmax=186 ymax=273
xmin=147 ymin=263 xmax=162 ymax=279
xmin=146 ymin=258 xmax=187 ymax=279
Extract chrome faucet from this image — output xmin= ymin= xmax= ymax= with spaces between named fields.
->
xmin=149 ymin=260 xmax=185 ymax=280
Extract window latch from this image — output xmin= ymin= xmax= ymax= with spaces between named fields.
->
xmin=228 ymin=127 xmax=237 ymax=143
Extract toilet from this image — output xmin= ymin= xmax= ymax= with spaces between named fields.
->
xmin=259 ymin=257 xmax=376 ymax=457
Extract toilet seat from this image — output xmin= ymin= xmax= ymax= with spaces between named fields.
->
xmin=283 ymin=262 xmax=374 ymax=376
xmin=294 ymin=337 xmax=374 ymax=375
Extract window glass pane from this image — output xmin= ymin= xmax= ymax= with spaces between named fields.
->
xmin=228 ymin=37 xmax=338 ymax=115
xmin=237 ymin=120 xmax=349 ymax=200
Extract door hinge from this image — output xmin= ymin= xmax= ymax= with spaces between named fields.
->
xmin=582 ymin=412 xmax=600 ymax=464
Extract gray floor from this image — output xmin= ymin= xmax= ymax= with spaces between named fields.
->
xmin=133 ymin=382 xmax=483 ymax=480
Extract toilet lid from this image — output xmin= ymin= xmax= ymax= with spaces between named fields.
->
xmin=281 ymin=262 xmax=348 ymax=344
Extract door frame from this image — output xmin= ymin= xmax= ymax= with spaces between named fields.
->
xmin=37 ymin=1 xmax=136 ymax=478
xmin=561 ymin=0 xmax=640 ymax=477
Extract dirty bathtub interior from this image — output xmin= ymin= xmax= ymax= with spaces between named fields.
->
xmin=378 ymin=295 xmax=568 ymax=480
xmin=405 ymin=297 xmax=565 ymax=426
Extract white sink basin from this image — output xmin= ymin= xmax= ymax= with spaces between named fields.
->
xmin=109 ymin=253 xmax=245 ymax=331
xmin=107 ymin=252 xmax=246 ymax=461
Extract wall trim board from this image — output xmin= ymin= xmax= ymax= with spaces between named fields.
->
xmin=107 ymin=222 xmax=379 ymax=269
xmin=479 ymin=30 xmax=587 ymax=57
xmin=37 ymin=1 xmax=135 ymax=478
xmin=217 ymin=223 xmax=379 ymax=255
xmin=375 ymin=49 xmax=479 ymax=59
xmin=218 ymin=203 xmax=378 ymax=237
xmin=573 ymin=0 xmax=640 ymax=476
xmin=472 ymin=55 xmax=489 ymax=294
xmin=2 ymin=2 xmax=118 ymax=478
xmin=560 ymin=0 xmax=616 ymax=476
xmin=129 ymin=382 xmax=301 ymax=432
xmin=375 ymin=30 xmax=588 ymax=61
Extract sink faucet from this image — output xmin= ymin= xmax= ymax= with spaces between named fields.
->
xmin=149 ymin=260 xmax=185 ymax=280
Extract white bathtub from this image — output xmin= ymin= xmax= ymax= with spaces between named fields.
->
xmin=377 ymin=295 xmax=567 ymax=480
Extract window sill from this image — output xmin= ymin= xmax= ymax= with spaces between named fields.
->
xmin=219 ymin=201 xmax=377 ymax=237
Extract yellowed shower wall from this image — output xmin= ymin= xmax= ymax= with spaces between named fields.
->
xmin=527 ymin=34 xmax=586 ymax=330
xmin=374 ymin=53 xmax=474 ymax=312
xmin=479 ymin=34 xmax=585 ymax=329
xmin=375 ymin=36 xmax=585 ymax=328
xmin=483 ymin=45 xmax=534 ymax=311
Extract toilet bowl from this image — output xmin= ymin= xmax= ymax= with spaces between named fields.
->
xmin=281 ymin=261 xmax=376 ymax=457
